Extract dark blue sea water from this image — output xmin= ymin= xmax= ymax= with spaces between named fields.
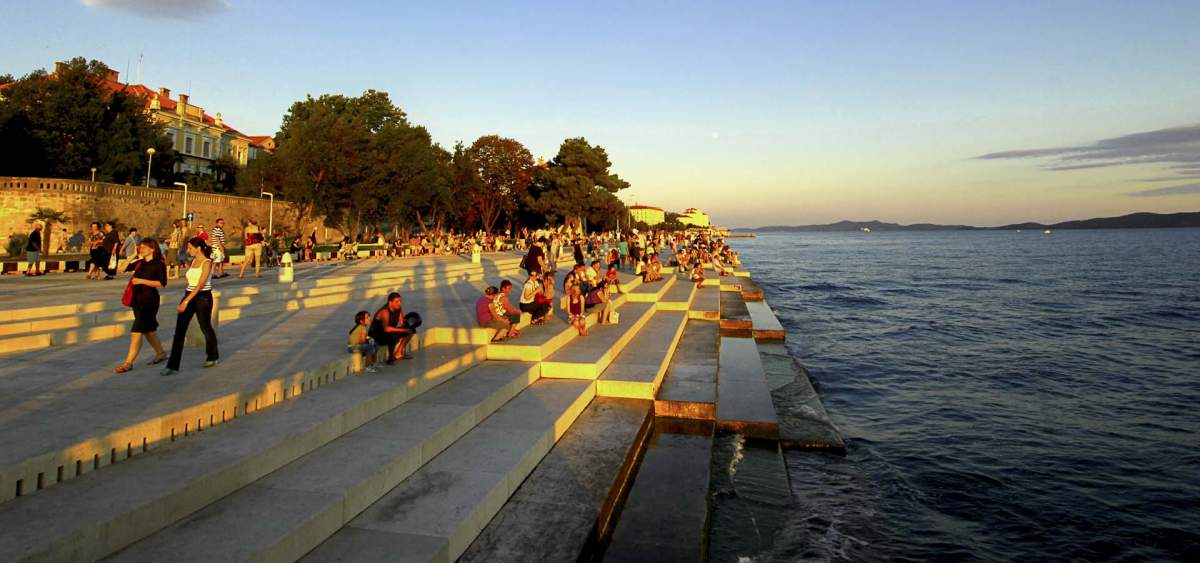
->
xmin=729 ymin=229 xmax=1200 ymax=562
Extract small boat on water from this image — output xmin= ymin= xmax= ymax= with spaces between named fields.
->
xmin=1044 ymin=229 xmax=1052 ymax=235
xmin=862 ymin=227 xmax=872 ymax=233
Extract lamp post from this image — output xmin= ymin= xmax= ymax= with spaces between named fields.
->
xmin=174 ymin=181 xmax=189 ymax=222
xmin=90 ymin=167 xmax=96 ymax=182
xmin=144 ymin=147 xmax=156 ymax=188
xmin=260 ymin=191 xmax=275 ymax=237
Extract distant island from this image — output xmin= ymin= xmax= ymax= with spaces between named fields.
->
xmin=737 ymin=211 xmax=1200 ymax=232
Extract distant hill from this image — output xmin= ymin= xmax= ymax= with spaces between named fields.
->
xmin=738 ymin=211 xmax=1200 ymax=232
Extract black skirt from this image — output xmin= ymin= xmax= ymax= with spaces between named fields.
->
xmin=130 ymin=302 xmax=160 ymax=333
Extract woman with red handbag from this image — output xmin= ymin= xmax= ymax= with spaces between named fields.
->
xmin=115 ymin=238 xmax=168 ymax=373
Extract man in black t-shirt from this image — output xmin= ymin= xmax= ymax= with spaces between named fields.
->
xmin=25 ymin=222 xmax=43 ymax=276
xmin=102 ymin=221 xmax=120 ymax=279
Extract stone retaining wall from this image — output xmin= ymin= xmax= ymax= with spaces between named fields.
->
xmin=0 ymin=177 xmax=337 ymax=256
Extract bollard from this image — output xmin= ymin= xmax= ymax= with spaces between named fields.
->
xmin=185 ymin=291 xmax=219 ymax=348
xmin=471 ymin=243 xmax=481 ymax=264
xmin=278 ymin=251 xmax=294 ymax=283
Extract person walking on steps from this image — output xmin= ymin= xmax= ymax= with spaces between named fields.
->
xmin=161 ymin=237 xmax=219 ymax=376
xmin=101 ymin=221 xmax=120 ymax=280
xmin=24 ymin=221 xmax=44 ymax=276
xmin=239 ymin=219 xmax=265 ymax=279
xmin=115 ymin=238 xmax=168 ymax=373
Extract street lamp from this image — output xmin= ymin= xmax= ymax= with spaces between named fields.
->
xmin=174 ymin=181 xmax=189 ymax=222
xmin=260 ymin=191 xmax=275 ymax=237
xmin=90 ymin=167 xmax=96 ymax=182
xmin=145 ymin=148 xmax=156 ymax=188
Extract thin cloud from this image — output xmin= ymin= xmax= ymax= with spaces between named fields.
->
xmin=1127 ymin=183 xmax=1200 ymax=197
xmin=976 ymin=123 xmax=1200 ymax=196
xmin=81 ymin=0 xmax=230 ymax=20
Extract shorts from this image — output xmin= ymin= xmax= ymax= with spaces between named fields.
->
xmin=26 ymin=251 xmax=40 ymax=264
xmin=348 ymin=339 xmax=378 ymax=357
xmin=245 ymin=244 xmax=263 ymax=263
xmin=166 ymin=248 xmax=179 ymax=265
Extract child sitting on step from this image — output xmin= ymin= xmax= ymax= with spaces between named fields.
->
xmin=567 ymin=283 xmax=588 ymax=336
xmin=348 ymin=310 xmax=378 ymax=373
xmin=691 ymin=262 xmax=705 ymax=289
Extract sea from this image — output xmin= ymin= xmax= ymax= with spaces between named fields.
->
xmin=722 ymin=229 xmax=1200 ymax=562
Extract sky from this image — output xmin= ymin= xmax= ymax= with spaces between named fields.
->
xmin=5 ymin=0 xmax=1200 ymax=227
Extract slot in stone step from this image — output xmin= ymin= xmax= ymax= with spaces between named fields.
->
xmin=0 ymin=343 xmax=490 ymax=562
xmin=302 ymin=379 xmax=596 ymax=563
xmin=597 ymin=310 xmax=688 ymax=399
xmin=459 ymin=397 xmax=653 ymax=563
xmin=654 ymin=321 xmax=719 ymax=421
xmin=603 ymin=418 xmax=714 ymax=562
xmin=540 ymin=302 xmax=657 ymax=379
xmin=716 ymin=337 xmax=780 ymax=439
xmin=108 ymin=361 xmax=541 ymax=563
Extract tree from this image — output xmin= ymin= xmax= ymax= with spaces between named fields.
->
xmin=526 ymin=137 xmax=630 ymax=229
xmin=448 ymin=142 xmax=484 ymax=230
xmin=206 ymin=154 xmax=240 ymax=194
xmin=466 ymin=135 xmax=534 ymax=233
xmin=0 ymin=57 xmax=174 ymax=182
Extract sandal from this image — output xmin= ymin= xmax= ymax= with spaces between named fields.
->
xmin=114 ymin=362 xmax=133 ymax=374
xmin=148 ymin=353 xmax=168 ymax=365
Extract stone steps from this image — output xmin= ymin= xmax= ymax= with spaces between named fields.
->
xmin=718 ymin=288 xmax=753 ymax=337
xmin=746 ymin=299 xmax=785 ymax=341
xmin=603 ymin=418 xmax=714 ymax=562
xmin=458 ymin=397 xmax=653 ymax=562
xmin=0 ymin=330 xmax=485 ymax=506
xmin=302 ymin=379 xmax=596 ymax=563
xmin=0 ymin=343 xmax=496 ymax=562
xmin=657 ymin=276 xmax=696 ymax=311
xmin=654 ymin=321 xmax=720 ymax=421
xmin=596 ymin=310 xmax=688 ymax=399
xmin=688 ymin=285 xmax=720 ymax=320
xmin=624 ymin=274 xmax=675 ymax=302
xmin=0 ymin=258 xmax=527 ymax=355
xmin=539 ymin=302 xmax=656 ymax=380
xmin=716 ymin=337 xmax=780 ymax=439
xmin=485 ymin=272 xmax=644 ymax=362
xmin=107 ymin=361 xmax=542 ymax=563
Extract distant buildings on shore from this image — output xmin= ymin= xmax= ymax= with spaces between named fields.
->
xmin=2 ymin=61 xmax=274 ymax=181
xmin=629 ymin=204 xmax=712 ymax=228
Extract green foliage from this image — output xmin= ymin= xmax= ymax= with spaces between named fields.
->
xmin=0 ymin=57 xmax=175 ymax=182
xmin=525 ymin=137 xmax=630 ymax=228
xmin=7 ymin=234 xmax=29 ymax=258
xmin=29 ymin=207 xmax=68 ymax=225
xmin=258 ymin=90 xmax=452 ymax=238
xmin=466 ymin=135 xmax=534 ymax=233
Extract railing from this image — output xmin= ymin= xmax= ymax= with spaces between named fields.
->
xmin=0 ymin=177 xmax=276 ymax=206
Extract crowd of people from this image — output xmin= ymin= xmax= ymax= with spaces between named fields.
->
xmin=16 ymin=213 xmax=737 ymax=378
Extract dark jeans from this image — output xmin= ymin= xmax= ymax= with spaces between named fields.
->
xmin=167 ymin=291 xmax=218 ymax=370
xmin=520 ymin=300 xmax=550 ymax=320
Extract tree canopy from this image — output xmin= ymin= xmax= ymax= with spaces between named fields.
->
xmin=0 ymin=57 xmax=174 ymax=183
xmin=525 ymin=137 xmax=630 ymax=229
xmin=466 ymin=135 xmax=534 ymax=233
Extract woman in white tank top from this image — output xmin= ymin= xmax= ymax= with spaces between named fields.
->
xmin=162 ymin=237 xmax=219 ymax=375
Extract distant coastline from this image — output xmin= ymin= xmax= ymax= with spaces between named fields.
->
xmin=736 ymin=211 xmax=1200 ymax=233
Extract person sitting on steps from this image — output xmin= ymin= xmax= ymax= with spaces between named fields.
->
xmin=369 ymin=292 xmax=416 ymax=364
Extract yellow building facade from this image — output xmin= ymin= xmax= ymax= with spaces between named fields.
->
xmin=679 ymin=207 xmax=710 ymax=227
xmin=630 ymin=205 xmax=665 ymax=226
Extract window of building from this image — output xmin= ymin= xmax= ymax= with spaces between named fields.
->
xmin=185 ymin=136 xmax=193 ymax=154
xmin=202 ymin=140 xmax=211 ymax=158
xmin=167 ymin=132 xmax=175 ymax=149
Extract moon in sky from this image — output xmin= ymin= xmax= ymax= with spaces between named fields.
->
xmin=711 ymin=132 xmax=720 ymax=139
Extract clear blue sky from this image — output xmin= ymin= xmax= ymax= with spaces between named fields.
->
xmin=7 ymin=0 xmax=1200 ymax=226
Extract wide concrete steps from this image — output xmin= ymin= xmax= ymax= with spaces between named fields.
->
xmin=746 ymin=299 xmax=785 ymax=341
xmin=719 ymin=289 xmax=752 ymax=336
xmin=596 ymin=310 xmax=687 ymax=399
xmin=487 ymin=273 xmax=644 ymax=362
xmin=0 ymin=259 xmax=525 ymax=355
xmin=654 ymin=321 xmax=719 ymax=421
xmin=108 ymin=361 xmax=542 ymax=563
xmin=0 ymin=335 xmax=484 ymax=503
xmin=302 ymin=379 xmax=596 ymax=563
xmin=603 ymin=419 xmax=714 ymax=562
xmin=459 ymin=397 xmax=653 ymax=563
xmin=688 ymin=285 xmax=720 ymax=320
xmin=0 ymin=343 xmax=497 ymax=562
xmin=624 ymin=275 xmax=675 ymax=302
xmin=657 ymin=276 xmax=695 ymax=311
xmin=540 ymin=302 xmax=656 ymax=380
xmin=716 ymin=337 xmax=780 ymax=439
